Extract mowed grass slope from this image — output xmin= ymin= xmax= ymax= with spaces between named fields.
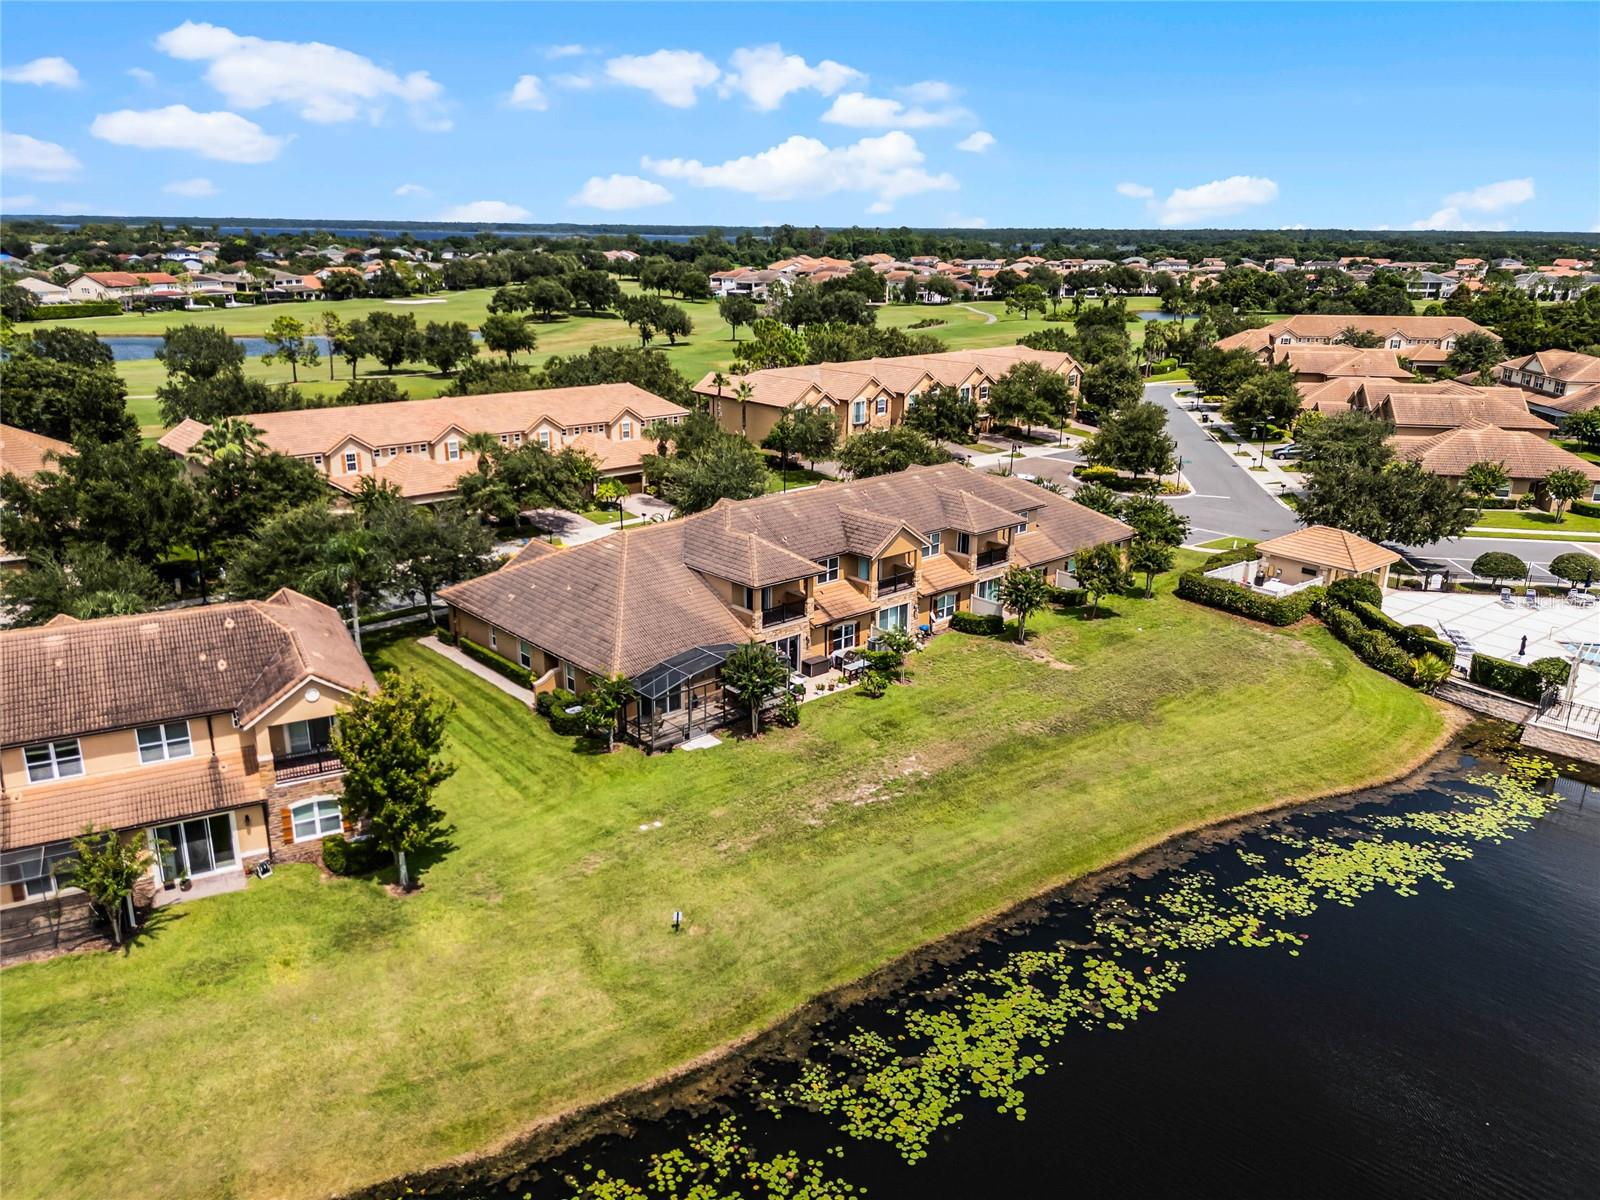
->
xmin=0 ymin=567 xmax=1448 ymax=1200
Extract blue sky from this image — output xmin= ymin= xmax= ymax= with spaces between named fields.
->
xmin=2 ymin=2 xmax=1596 ymax=231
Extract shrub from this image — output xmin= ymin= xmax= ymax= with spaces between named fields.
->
xmin=456 ymin=636 xmax=532 ymax=688
xmin=321 ymin=835 xmax=385 ymax=876
xmin=1202 ymin=543 xmax=1260 ymax=570
xmin=858 ymin=669 xmax=891 ymax=698
xmin=536 ymin=686 xmax=587 ymax=734
xmin=19 ymin=300 xmax=122 ymax=320
xmin=950 ymin=609 xmax=1006 ymax=635
xmin=1048 ymin=585 xmax=1087 ymax=607
xmin=534 ymin=687 xmax=575 ymax=718
xmin=1327 ymin=577 xmax=1383 ymax=609
xmin=1471 ymin=551 xmax=1526 ymax=583
xmin=1074 ymin=464 xmax=1120 ymax=484
xmin=1548 ymin=551 xmax=1600 ymax=585
xmin=435 ymin=629 xmax=457 ymax=646
xmin=769 ymin=691 xmax=801 ymax=727
xmin=1323 ymin=603 xmax=1420 ymax=683
xmin=1469 ymin=654 xmax=1555 ymax=703
xmin=1529 ymin=657 xmax=1572 ymax=688
xmin=1175 ymin=570 xmax=1323 ymax=626
xmin=1570 ymin=499 xmax=1600 ymax=519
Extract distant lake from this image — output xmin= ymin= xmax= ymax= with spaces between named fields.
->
xmin=100 ymin=335 xmax=333 ymax=362
xmin=1139 ymin=310 xmax=1183 ymax=321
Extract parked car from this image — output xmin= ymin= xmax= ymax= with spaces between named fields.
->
xmin=1270 ymin=443 xmax=1302 ymax=460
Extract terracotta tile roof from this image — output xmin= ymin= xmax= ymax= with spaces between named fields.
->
xmin=0 ymin=423 xmax=70 ymax=478
xmin=1547 ymin=382 xmax=1600 ymax=416
xmin=157 ymin=418 xmax=210 ymax=456
xmin=916 ymin=553 xmax=975 ymax=596
xmin=159 ymin=383 xmax=686 ymax=461
xmin=507 ymin=539 xmax=565 ymax=567
xmin=837 ymin=508 xmax=912 ymax=557
xmin=326 ymin=452 xmax=478 ymax=500
xmin=682 ymin=504 xmax=824 ymax=588
xmin=1255 ymin=526 xmax=1400 ymax=574
xmin=938 ymin=487 xmax=1022 ymax=533
xmin=812 ymin=580 xmax=878 ymax=623
xmin=1217 ymin=314 xmax=1488 ymax=354
xmin=1272 ymin=345 xmax=1414 ymax=380
xmin=1393 ymin=425 xmax=1600 ymax=481
xmin=84 ymin=270 xmax=180 ymax=288
xmin=1373 ymin=389 xmax=1552 ymax=435
xmin=1499 ymin=349 xmax=1600 ymax=385
xmin=1 ymin=757 xmax=256 ymax=850
xmin=0 ymin=588 xmax=375 ymax=748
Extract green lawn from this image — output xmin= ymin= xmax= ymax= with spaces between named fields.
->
xmin=1197 ymin=536 xmax=1259 ymax=551
xmin=764 ymin=464 xmax=832 ymax=492
xmin=1556 ymin=439 xmax=1600 ymax=465
xmin=1471 ymin=508 xmax=1600 ymax=534
xmin=0 ymin=564 xmax=1449 ymax=1200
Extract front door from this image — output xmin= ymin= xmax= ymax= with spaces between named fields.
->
xmin=771 ymin=635 xmax=800 ymax=670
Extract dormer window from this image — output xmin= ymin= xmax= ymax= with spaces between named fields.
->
xmin=621 ymin=419 xmax=633 ymax=440
xmin=875 ymin=395 xmax=887 ymax=415
xmin=818 ymin=556 xmax=840 ymax=583
xmin=445 ymin=438 xmax=460 ymax=461
xmin=343 ymin=451 xmax=359 ymax=474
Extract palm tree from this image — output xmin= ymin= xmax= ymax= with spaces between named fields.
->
xmin=708 ymin=370 xmax=729 ymax=416
xmin=303 ymin=529 xmax=389 ymax=653
xmin=460 ymin=430 xmax=503 ymax=475
xmin=732 ymin=380 xmax=754 ymax=433
xmin=187 ymin=416 xmax=266 ymax=467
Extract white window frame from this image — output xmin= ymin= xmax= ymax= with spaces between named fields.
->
xmin=875 ymin=395 xmax=888 ymax=415
xmin=151 ymin=812 xmax=239 ymax=883
xmin=877 ymin=603 xmax=909 ymax=632
xmin=489 ymin=629 xmax=497 ymax=650
xmin=852 ymin=399 xmax=867 ymax=426
xmin=290 ymin=796 xmax=344 ymax=843
xmin=933 ymin=591 xmax=958 ymax=621
xmin=924 ymin=531 xmax=942 ymax=557
xmin=830 ymin=621 xmax=858 ymax=654
xmin=539 ymin=430 xmax=551 ymax=448
xmin=621 ymin=419 xmax=633 ymax=440
xmin=446 ymin=438 xmax=460 ymax=461
xmin=959 ymin=386 xmax=971 ymax=401
xmin=23 ymin=738 xmax=84 ymax=784
xmin=977 ymin=577 xmax=1001 ymax=601
xmin=518 ymin=640 xmax=533 ymax=669
xmin=136 ymin=720 xmax=193 ymax=765
xmin=343 ymin=451 xmax=358 ymax=474
xmin=312 ymin=454 xmax=324 ymax=468
xmin=563 ymin=662 xmax=576 ymax=690
xmin=818 ymin=555 xmax=840 ymax=583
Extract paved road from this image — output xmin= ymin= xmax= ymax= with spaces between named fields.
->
xmin=1396 ymin=536 xmax=1600 ymax=583
xmin=1146 ymin=383 xmax=1298 ymax=543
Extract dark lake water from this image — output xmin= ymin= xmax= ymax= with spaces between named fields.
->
xmin=101 ymin=334 xmax=334 ymax=362
xmin=388 ymin=748 xmax=1600 ymax=1200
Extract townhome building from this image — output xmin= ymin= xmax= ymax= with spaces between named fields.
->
xmin=1217 ymin=315 xmax=1489 ymax=370
xmin=709 ymin=266 xmax=795 ymax=300
xmin=65 ymin=270 xmax=184 ymax=307
xmin=0 ymin=590 xmax=375 ymax=960
xmin=695 ymin=346 xmax=1083 ymax=447
xmin=441 ymin=462 xmax=1132 ymax=751
xmin=1495 ymin=349 xmax=1600 ymax=421
xmin=1392 ymin=424 xmax=1600 ymax=503
xmin=1268 ymin=344 xmax=1416 ymax=383
xmin=14 ymin=276 xmax=70 ymax=305
xmin=159 ymin=383 xmax=688 ymax=502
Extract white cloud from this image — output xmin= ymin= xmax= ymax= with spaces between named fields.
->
xmin=605 ymin=50 xmax=719 ymax=107
xmin=901 ymin=80 xmax=958 ymax=104
xmin=821 ymin=91 xmax=968 ymax=129
xmin=1280 ymin=223 xmax=1308 ymax=230
xmin=0 ymin=130 xmax=82 ymax=180
xmin=645 ymin=129 xmax=957 ymax=212
xmin=719 ymin=44 xmax=860 ymax=111
xmin=956 ymin=131 xmax=995 ymax=154
xmin=553 ymin=73 xmax=593 ymax=89
xmin=1 ymin=194 xmax=39 ymax=209
xmin=1410 ymin=177 xmax=1535 ymax=230
xmin=394 ymin=182 xmax=429 ymax=197
xmin=1155 ymin=175 xmax=1278 ymax=225
xmin=570 ymin=174 xmax=674 ymax=210
xmin=509 ymin=74 xmax=548 ymax=110
xmin=546 ymin=44 xmax=590 ymax=59
xmin=2 ymin=57 xmax=80 ymax=87
xmin=163 ymin=177 xmax=217 ymax=197
xmin=155 ymin=21 xmax=448 ymax=129
xmin=127 ymin=67 xmax=158 ymax=86
xmin=90 ymin=105 xmax=287 ymax=163
xmin=1115 ymin=181 xmax=1153 ymax=199
xmin=439 ymin=200 xmax=530 ymax=222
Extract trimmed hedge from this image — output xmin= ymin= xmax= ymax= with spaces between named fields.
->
xmin=950 ymin=610 xmax=1005 ymax=636
xmin=23 ymin=300 xmax=123 ymax=320
xmin=321 ymin=835 xmax=387 ymax=876
xmin=1572 ymin=499 xmax=1600 ymax=519
xmin=1327 ymin=577 xmax=1383 ymax=609
xmin=1469 ymin=653 xmax=1556 ymax=703
xmin=1048 ymin=585 xmax=1087 ymax=607
xmin=1322 ymin=603 xmax=1417 ymax=683
xmin=1349 ymin=601 xmax=1454 ymax=660
xmin=535 ymin=687 xmax=586 ymax=735
xmin=1175 ymin=570 xmax=1323 ymax=626
xmin=457 ymin=636 xmax=532 ymax=688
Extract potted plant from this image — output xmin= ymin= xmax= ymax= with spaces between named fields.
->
xmin=178 ymin=868 xmax=192 ymax=892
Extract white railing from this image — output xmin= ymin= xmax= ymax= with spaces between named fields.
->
xmin=1204 ymin=559 xmax=1325 ymax=596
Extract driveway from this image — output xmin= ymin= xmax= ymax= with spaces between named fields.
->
xmin=1146 ymin=383 xmax=1298 ymax=543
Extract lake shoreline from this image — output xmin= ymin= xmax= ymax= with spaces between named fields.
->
xmin=347 ymin=700 xmax=1477 ymax=1200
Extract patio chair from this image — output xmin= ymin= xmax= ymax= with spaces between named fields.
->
xmin=1499 ymin=587 xmax=1513 ymax=607
xmin=1524 ymin=590 xmax=1540 ymax=609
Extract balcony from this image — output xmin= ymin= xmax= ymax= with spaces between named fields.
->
xmin=760 ymin=598 xmax=808 ymax=627
xmin=877 ymin=569 xmax=916 ymax=596
xmin=976 ymin=547 xmax=1009 ymax=570
xmin=273 ymin=748 xmax=344 ymax=784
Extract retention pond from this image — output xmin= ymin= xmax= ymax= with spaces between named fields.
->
xmin=365 ymin=734 xmax=1600 ymax=1200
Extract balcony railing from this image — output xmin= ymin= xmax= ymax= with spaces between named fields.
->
xmin=760 ymin=598 xmax=808 ymax=627
xmin=976 ymin=547 xmax=1009 ymax=570
xmin=877 ymin=570 xmax=916 ymax=596
xmin=273 ymin=748 xmax=344 ymax=784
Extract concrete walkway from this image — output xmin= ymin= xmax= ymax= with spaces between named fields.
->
xmin=419 ymin=636 xmax=534 ymax=705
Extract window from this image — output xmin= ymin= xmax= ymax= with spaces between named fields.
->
xmin=343 ymin=451 xmax=359 ymax=474
xmin=956 ymin=532 xmax=972 ymax=555
xmin=877 ymin=604 xmax=909 ymax=631
xmin=23 ymin=875 xmax=58 ymax=900
xmin=1014 ymin=522 xmax=1028 ymax=536
xmin=818 ymin=556 xmax=840 ymax=583
xmin=489 ymin=629 xmax=497 ymax=650
xmin=290 ymin=797 xmax=343 ymax=842
xmin=446 ymin=438 xmax=460 ymax=461
xmin=621 ymin=419 xmax=633 ymax=440
xmin=933 ymin=592 xmax=957 ymax=621
xmin=563 ymin=662 xmax=576 ymax=691
xmin=875 ymin=395 xmax=888 ymax=415
xmin=513 ymin=432 xmax=523 ymax=445
xmin=24 ymin=739 xmax=83 ymax=783
xmin=906 ymin=392 xmax=919 ymax=408
xmin=1494 ymin=481 xmax=1512 ymax=498
xmin=924 ymin=530 xmax=942 ymax=557
xmin=539 ymin=430 xmax=551 ymax=448
xmin=312 ymin=454 xmax=324 ymax=467
xmin=499 ymin=433 xmax=510 ymax=445
xmin=1279 ymin=336 xmax=1292 ymax=345
xmin=829 ymin=621 xmax=858 ymax=654
xmin=959 ymin=386 xmax=972 ymax=401
xmin=852 ymin=400 xmax=867 ymax=425
xmin=977 ymin=578 xmax=1000 ymax=601
xmin=518 ymin=640 xmax=533 ymax=669
xmin=136 ymin=721 xmax=192 ymax=764
xmin=855 ymin=556 xmax=870 ymax=581
xmin=979 ymin=385 xmax=990 ymax=402
xmin=1389 ymin=339 xmax=1402 ymax=349
xmin=153 ymin=814 xmax=236 ymax=882
xmin=283 ymin=716 xmax=333 ymax=755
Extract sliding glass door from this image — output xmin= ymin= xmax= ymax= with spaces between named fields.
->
xmin=153 ymin=814 xmax=237 ymax=883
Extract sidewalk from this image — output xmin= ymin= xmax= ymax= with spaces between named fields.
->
xmin=1169 ymin=401 xmax=1303 ymax=497
xmin=419 ymin=636 xmax=534 ymax=706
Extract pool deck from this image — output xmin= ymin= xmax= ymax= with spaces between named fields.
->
xmin=1383 ymin=590 xmax=1600 ymax=707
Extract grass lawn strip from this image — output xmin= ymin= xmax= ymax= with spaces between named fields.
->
xmin=0 ymin=569 xmax=1449 ymax=1200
